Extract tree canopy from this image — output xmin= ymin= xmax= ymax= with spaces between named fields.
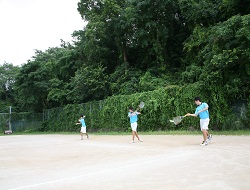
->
xmin=0 ymin=0 xmax=249 ymax=116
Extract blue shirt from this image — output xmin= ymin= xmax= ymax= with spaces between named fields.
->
xmin=128 ymin=112 xmax=138 ymax=123
xmin=195 ymin=103 xmax=209 ymax=119
xmin=79 ymin=118 xmax=86 ymax=127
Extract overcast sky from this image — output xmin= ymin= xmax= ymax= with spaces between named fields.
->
xmin=0 ymin=0 xmax=86 ymax=66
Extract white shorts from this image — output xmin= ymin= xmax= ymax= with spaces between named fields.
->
xmin=80 ymin=127 xmax=86 ymax=133
xmin=131 ymin=122 xmax=137 ymax=131
xmin=200 ymin=118 xmax=210 ymax=131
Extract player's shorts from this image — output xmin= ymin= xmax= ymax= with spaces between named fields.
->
xmin=200 ymin=118 xmax=210 ymax=131
xmin=131 ymin=122 xmax=137 ymax=131
xmin=80 ymin=127 xmax=86 ymax=133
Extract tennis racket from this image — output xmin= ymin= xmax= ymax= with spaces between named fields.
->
xmin=169 ymin=115 xmax=186 ymax=125
xmin=136 ymin=102 xmax=145 ymax=112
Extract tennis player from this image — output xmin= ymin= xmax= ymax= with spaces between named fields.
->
xmin=76 ymin=115 xmax=89 ymax=140
xmin=185 ymin=97 xmax=212 ymax=146
xmin=128 ymin=107 xmax=143 ymax=143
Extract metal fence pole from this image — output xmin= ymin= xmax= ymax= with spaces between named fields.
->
xmin=9 ymin=106 xmax=12 ymax=131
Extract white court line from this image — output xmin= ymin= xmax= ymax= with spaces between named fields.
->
xmin=9 ymin=146 xmax=199 ymax=190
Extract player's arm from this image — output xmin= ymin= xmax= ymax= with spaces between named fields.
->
xmin=128 ymin=112 xmax=137 ymax=117
xmin=197 ymin=106 xmax=208 ymax=114
xmin=76 ymin=118 xmax=82 ymax=125
xmin=186 ymin=106 xmax=208 ymax=117
xmin=128 ymin=112 xmax=134 ymax=117
xmin=185 ymin=113 xmax=197 ymax=117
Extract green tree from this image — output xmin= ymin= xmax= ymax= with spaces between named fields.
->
xmin=128 ymin=0 xmax=182 ymax=68
xmin=77 ymin=0 xmax=123 ymax=72
xmin=0 ymin=63 xmax=20 ymax=111
xmin=178 ymin=0 xmax=250 ymax=30
xmin=77 ymin=0 xmax=188 ymax=90
xmin=67 ymin=64 xmax=109 ymax=103
xmin=109 ymin=62 xmax=142 ymax=95
xmin=15 ymin=46 xmax=81 ymax=112
xmin=182 ymin=14 xmax=250 ymax=101
xmin=15 ymin=59 xmax=51 ymax=112
xmin=77 ymin=0 xmax=187 ymax=70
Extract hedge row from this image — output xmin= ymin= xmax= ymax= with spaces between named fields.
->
xmin=42 ymin=83 xmax=249 ymax=132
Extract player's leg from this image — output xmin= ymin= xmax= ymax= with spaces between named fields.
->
xmin=80 ymin=127 xmax=86 ymax=140
xmin=200 ymin=129 xmax=208 ymax=146
xmin=131 ymin=122 xmax=143 ymax=142
xmin=208 ymin=133 xmax=212 ymax=142
xmin=200 ymin=119 xmax=209 ymax=146
xmin=80 ymin=132 xmax=83 ymax=140
xmin=130 ymin=123 xmax=136 ymax=143
xmin=81 ymin=127 xmax=88 ymax=139
xmin=135 ymin=131 xmax=143 ymax=142
xmin=135 ymin=131 xmax=139 ymax=140
xmin=202 ymin=129 xmax=207 ymax=142
xmin=204 ymin=119 xmax=211 ymax=143
xmin=131 ymin=130 xmax=136 ymax=143
xmin=85 ymin=133 xmax=89 ymax=139
xmin=206 ymin=130 xmax=212 ymax=143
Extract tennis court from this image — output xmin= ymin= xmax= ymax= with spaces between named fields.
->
xmin=0 ymin=134 xmax=250 ymax=190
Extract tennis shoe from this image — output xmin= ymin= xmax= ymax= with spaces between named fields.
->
xmin=139 ymin=139 xmax=143 ymax=142
xmin=208 ymin=134 xmax=212 ymax=141
xmin=206 ymin=134 xmax=212 ymax=143
xmin=130 ymin=140 xmax=135 ymax=144
xmin=206 ymin=137 xmax=210 ymax=143
xmin=200 ymin=141 xmax=208 ymax=146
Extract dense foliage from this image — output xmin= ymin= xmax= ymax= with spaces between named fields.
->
xmin=1 ymin=0 xmax=249 ymax=130
xmin=42 ymin=83 xmax=247 ymax=132
xmin=0 ymin=63 xmax=20 ymax=111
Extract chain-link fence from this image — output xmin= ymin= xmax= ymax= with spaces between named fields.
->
xmin=42 ymin=100 xmax=120 ymax=132
xmin=0 ymin=112 xmax=43 ymax=133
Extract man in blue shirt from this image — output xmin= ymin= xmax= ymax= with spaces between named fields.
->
xmin=128 ymin=106 xmax=143 ymax=143
xmin=76 ymin=115 xmax=89 ymax=140
xmin=186 ymin=97 xmax=212 ymax=146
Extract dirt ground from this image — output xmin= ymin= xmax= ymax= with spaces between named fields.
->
xmin=0 ymin=134 xmax=250 ymax=190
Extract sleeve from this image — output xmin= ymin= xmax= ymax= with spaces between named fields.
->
xmin=194 ymin=108 xmax=199 ymax=116
xmin=203 ymin=103 xmax=209 ymax=108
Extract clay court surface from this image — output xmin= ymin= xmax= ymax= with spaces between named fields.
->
xmin=0 ymin=134 xmax=250 ymax=190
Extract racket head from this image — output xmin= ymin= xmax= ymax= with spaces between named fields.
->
xmin=172 ymin=116 xmax=183 ymax=125
xmin=138 ymin=102 xmax=145 ymax=109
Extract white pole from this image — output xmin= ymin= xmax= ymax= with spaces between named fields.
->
xmin=9 ymin=106 xmax=12 ymax=131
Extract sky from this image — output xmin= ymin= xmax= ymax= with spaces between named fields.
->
xmin=0 ymin=0 xmax=86 ymax=66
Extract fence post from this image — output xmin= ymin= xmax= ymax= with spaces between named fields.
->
xmin=9 ymin=106 xmax=12 ymax=131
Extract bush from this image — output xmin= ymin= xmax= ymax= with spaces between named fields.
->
xmin=42 ymin=83 xmax=248 ymax=132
